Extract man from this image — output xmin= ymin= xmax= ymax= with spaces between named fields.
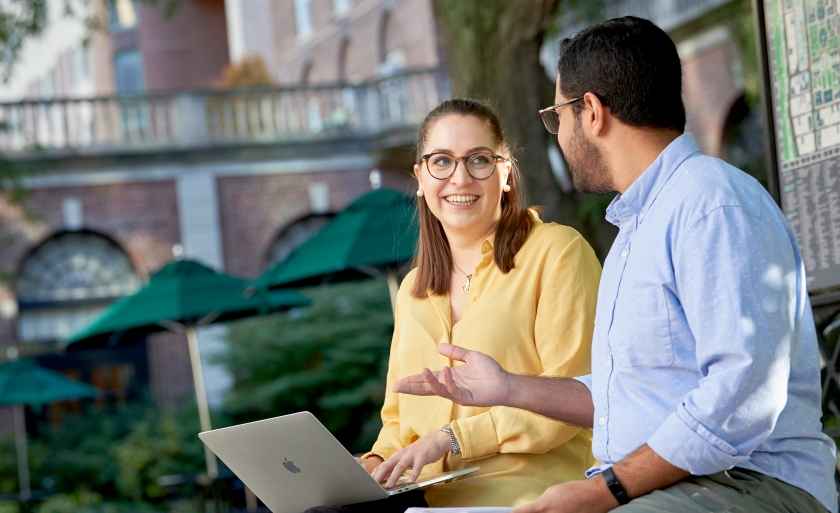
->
xmin=394 ymin=16 xmax=837 ymax=513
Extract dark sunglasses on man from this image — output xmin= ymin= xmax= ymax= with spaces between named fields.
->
xmin=538 ymin=96 xmax=583 ymax=134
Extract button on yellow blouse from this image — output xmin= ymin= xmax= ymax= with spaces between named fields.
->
xmin=364 ymin=220 xmax=602 ymax=508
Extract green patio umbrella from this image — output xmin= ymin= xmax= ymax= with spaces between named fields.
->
xmin=0 ymin=358 xmax=99 ymax=501
xmin=254 ymin=188 xmax=418 ymax=311
xmin=63 ymin=259 xmax=311 ymax=478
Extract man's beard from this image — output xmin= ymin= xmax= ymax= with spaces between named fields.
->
xmin=563 ymin=116 xmax=614 ymax=195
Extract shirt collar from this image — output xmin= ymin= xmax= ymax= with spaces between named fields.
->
xmin=481 ymin=233 xmax=495 ymax=256
xmin=605 ymin=133 xmax=700 ymax=226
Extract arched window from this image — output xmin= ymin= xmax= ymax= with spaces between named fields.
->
xmin=16 ymin=231 xmax=141 ymax=343
xmin=266 ymin=214 xmax=334 ymax=269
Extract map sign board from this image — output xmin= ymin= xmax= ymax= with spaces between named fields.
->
xmin=760 ymin=0 xmax=840 ymax=293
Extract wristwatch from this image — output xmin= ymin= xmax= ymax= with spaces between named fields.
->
xmin=440 ymin=424 xmax=461 ymax=455
xmin=601 ymin=467 xmax=630 ymax=505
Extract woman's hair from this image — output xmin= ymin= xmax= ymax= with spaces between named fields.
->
xmin=411 ymin=98 xmax=535 ymax=298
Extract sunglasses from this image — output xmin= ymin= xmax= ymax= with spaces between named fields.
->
xmin=538 ymin=97 xmax=583 ymax=134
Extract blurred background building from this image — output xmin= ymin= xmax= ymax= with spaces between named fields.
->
xmin=0 ymin=0 xmax=771 ymax=489
xmin=0 ymin=0 xmax=446 ymax=427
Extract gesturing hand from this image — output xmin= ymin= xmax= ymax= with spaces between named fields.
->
xmin=393 ymin=343 xmax=513 ymax=407
xmin=370 ymin=430 xmax=452 ymax=488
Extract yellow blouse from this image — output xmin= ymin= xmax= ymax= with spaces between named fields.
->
xmin=364 ymin=220 xmax=602 ymax=508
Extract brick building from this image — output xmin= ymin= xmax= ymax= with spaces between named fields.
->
xmin=0 ymin=0 xmax=445 ymax=429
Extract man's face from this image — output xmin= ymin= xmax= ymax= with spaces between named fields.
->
xmin=554 ymin=76 xmax=614 ymax=195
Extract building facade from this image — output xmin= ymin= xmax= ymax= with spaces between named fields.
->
xmin=0 ymin=0 xmax=444 ymax=431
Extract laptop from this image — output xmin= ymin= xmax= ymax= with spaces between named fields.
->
xmin=198 ymin=411 xmax=479 ymax=513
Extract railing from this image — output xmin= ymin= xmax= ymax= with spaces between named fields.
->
xmin=0 ymin=68 xmax=450 ymax=156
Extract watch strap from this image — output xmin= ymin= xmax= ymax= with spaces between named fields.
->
xmin=440 ymin=424 xmax=461 ymax=455
xmin=601 ymin=467 xmax=630 ymax=505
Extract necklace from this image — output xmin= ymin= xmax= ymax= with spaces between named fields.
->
xmin=452 ymin=262 xmax=473 ymax=294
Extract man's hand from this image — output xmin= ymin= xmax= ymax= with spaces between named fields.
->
xmin=515 ymin=477 xmax=618 ymax=513
xmin=354 ymin=455 xmax=383 ymax=475
xmin=393 ymin=343 xmax=513 ymax=407
xmin=370 ymin=430 xmax=452 ymax=488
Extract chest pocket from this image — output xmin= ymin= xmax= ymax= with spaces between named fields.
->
xmin=610 ymin=286 xmax=674 ymax=367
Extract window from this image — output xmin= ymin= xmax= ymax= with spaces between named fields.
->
xmin=108 ymin=0 xmax=139 ymax=32
xmin=16 ymin=231 xmax=141 ymax=343
xmin=68 ymin=45 xmax=90 ymax=88
xmin=294 ymin=0 xmax=313 ymax=39
xmin=333 ymin=0 xmax=352 ymax=18
xmin=114 ymin=50 xmax=146 ymax=93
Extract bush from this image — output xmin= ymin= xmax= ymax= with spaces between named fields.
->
xmin=219 ymin=278 xmax=394 ymax=454
xmin=0 ymin=397 xmax=209 ymax=509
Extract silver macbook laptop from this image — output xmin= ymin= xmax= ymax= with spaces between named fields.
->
xmin=198 ymin=411 xmax=479 ymax=513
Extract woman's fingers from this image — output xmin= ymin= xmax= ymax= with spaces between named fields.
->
xmin=371 ymin=456 xmax=397 ymax=483
xmin=408 ymin=460 xmax=423 ymax=484
xmin=384 ymin=457 xmax=412 ymax=488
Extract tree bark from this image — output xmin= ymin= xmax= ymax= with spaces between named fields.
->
xmin=431 ymin=0 xmax=563 ymax=221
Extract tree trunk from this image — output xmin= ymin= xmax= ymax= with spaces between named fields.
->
xmin=432 ymin=0 xmax=562 ymax=221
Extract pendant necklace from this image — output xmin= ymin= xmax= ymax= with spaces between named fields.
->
xmin=452 ymin=262 xmax=473 ymax=294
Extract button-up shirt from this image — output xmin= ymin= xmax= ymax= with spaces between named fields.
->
xmin=576 ymin=134 xmax=837 ymax=512
xmin=366 ymin=220 xmax=602 ymax=507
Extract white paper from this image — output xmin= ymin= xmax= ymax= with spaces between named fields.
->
xmin=404 ymin=508 xmax=514 ymax=513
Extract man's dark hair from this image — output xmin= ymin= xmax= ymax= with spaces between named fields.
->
xmin=557 ymin=16 xmax=686 ymax=132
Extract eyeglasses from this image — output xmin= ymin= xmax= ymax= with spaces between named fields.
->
xmin=538 ymin=96 xmax=583 ymax=134
xmin=417 ymin=151 xmax=506 ymax=180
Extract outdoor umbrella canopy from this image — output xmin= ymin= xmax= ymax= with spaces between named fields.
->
xmin=0 ymin=358 xmax=99 ymax=501
xmin=63 ymin=259 xmax=312 ymax=478
xmin=254 ymin=188 xmax=418 ymax=310
xmin=64 ymin=259 xmax=311 ymax=348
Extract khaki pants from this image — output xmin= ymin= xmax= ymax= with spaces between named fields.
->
xmin=616 ymin=469 xmax=829 ymax=513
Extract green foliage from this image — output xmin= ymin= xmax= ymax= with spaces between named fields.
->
xmin=0 ymin=398 xmax=207 ymax=509
xmin=726 ymin=0 xmax=761 ymax=108
xmin=0 ymin=0 xmax=48 ymax=82
xmin=219 ymin=278 xmax=395 ymax=454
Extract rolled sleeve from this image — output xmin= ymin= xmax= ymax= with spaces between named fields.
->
xmin=574 ymin=374 xmax=593 ymax=392
xmin=659 ymin=205 xmax=798 ymax=475
xmin=451 ymin=411 xmax=500 ymax=461
xmin=648 ymin=408 xmax=744 ymax=475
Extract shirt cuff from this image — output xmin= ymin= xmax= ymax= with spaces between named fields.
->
xmin=647 ymin=408 xmax=748 ymax=476
xmin=574 ymin=374 xmax=593 ymax=392
xmin=450 ymin=411 xmax=500 ymax=461
xmin=361 ymin=447 xmax=394 ymax=462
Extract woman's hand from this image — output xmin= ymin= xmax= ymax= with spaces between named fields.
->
xmin=355 ymin=455 xmax=383 ymax=475
xmin=370 ymin=430 xmax=452 ymax=488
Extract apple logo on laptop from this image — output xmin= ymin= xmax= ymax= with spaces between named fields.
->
xmin=283 ymin=458 xmax=301 ymax=474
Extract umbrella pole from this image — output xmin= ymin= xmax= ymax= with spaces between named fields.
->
xmin=186 ymin=325 xmax=219 ymax=479
xmin=13 ymin=404 xmax=30 ymax=502
xmin=386 ymin=269 xmax=398 ymax=316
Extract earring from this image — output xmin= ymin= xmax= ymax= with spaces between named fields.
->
xmin=502 ymin=184 xmax=511 ymax=192
xmin=416 ymin=189 xmax=424 ymax=197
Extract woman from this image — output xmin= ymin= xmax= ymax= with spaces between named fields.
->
xmin=319 ymin=99 xmax=601 ymax=511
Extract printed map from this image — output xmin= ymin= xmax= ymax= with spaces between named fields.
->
xmin=766 ymin=0 xmax=840 ymax=292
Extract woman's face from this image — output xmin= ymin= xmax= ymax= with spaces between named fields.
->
xmin=414 ymin=115 xmax=511 ymax=238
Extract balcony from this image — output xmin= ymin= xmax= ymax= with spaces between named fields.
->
xmin=0 ymin=68 xmax=450 ymax=161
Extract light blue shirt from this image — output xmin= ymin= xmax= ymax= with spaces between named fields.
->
xmin=576 ymin=134 xmax=837 ymax=511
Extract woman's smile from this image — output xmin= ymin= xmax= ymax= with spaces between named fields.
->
xmin=443 ymin=194 xmax=480 ymax=207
